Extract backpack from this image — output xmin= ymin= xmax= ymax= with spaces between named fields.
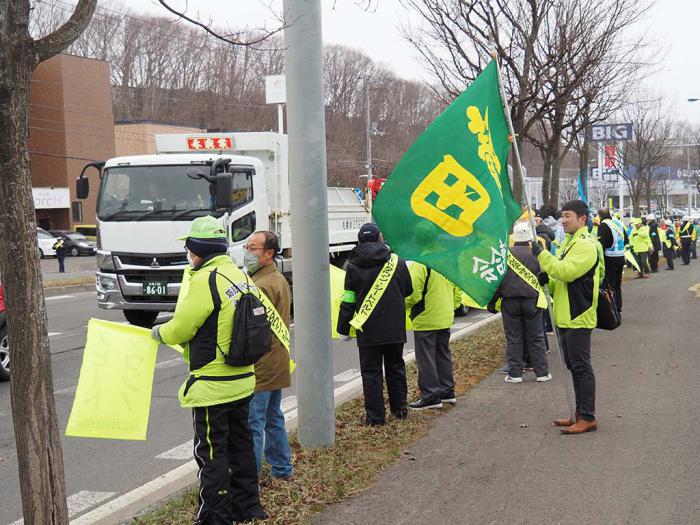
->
xmin=212 ymin=270 xmax=272 ymax=366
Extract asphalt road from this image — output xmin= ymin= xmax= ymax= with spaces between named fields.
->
xmin=315 ymin=262 xmax=700 ymax=525
xmin=0 ymin=290 xmax=489 ymax=524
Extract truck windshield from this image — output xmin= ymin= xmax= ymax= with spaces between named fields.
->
xmin=97 ymin=165 xmax=223 ymax=221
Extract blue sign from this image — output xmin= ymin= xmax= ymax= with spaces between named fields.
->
xmin=590 ymin=123 xmax=633 ymax=142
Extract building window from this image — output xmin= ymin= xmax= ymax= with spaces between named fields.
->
xmin=71 ymin=201 xmax=83 ymax=223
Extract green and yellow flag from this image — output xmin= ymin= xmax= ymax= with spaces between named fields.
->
xmin=374 ymin=60 xmax=522 ymax=305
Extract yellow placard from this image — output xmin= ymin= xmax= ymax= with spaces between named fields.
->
xmin=330 ymin=264 xmax=357 ymax=339
xmin=65 ymin=318 xmax=158 ymax=441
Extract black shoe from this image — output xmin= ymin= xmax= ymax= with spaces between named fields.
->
xmin=409 ymin=398 xmax=443 ymax=410
xmin=499 ymin=365 xmax=509 ymax=374
xmin=392 ymin=409 xmax=408 ymax=420
xmin=362 ymin=417 xmax=385 ymax=426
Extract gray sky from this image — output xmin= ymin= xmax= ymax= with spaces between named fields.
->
xmin=116 ymin=0 xmax=700 ymax=125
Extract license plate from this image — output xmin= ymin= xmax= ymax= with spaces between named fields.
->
xmin=143 ymin=281 xmax=168 ymax=295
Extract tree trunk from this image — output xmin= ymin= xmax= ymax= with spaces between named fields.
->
xmin=550 ymin=155 xmax=562 ymax=208
xmin=0 ymin=36 xmax=69 ymax=525
xmin=510 ymin=133 xmax=524 ymax=205
xmin=541 ymin=156 xmax=552 ymax=207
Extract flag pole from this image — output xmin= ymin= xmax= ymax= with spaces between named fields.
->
xmin=493 ymin=53 xmax=577 ymax=422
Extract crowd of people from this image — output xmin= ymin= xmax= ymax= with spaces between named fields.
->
xmin=148 ymin=202 xmax=696 ymax=523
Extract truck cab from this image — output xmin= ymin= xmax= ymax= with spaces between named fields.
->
xmin=78 ymin=132 xmax=368 ymax=326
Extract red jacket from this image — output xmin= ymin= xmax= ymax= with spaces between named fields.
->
xmin=0 ymin=282 xmax=5 ymax=313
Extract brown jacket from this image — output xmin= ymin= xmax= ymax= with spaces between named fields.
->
xmin=251 ymin=263 xmax=291 ymax=391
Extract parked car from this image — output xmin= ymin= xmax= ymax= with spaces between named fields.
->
xmin=49 ymin=230 xmax=97 ymax=256
xmin=37 ymin=228 xmax=57 ymax=258
xmin=0 ymin=279 xmax=8 ymax=382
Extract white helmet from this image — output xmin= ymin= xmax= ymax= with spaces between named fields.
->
xmin=683 ymin=215 xmax=690 ymax=222
xmin=646 ymin=213 xmax=655 ymax=221
xmin=665 ymin=219 xmax=673 ymax=226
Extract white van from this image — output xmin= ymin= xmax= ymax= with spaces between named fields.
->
xmin=37 ymin=228 xmax=57 ymax=258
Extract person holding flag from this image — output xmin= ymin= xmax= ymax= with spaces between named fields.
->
xmin=533 ymin=200 xmax=604 ymax=434
xmin=151 ymin=216 xmax=267 ymax=524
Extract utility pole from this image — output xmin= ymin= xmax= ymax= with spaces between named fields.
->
xmin=687 ymin=147 xmax=692 ymax=217
xmin=364 ymin=76 xmax=374 ymax=213
xmin=283 ymin=0 xmax=335 ymax=447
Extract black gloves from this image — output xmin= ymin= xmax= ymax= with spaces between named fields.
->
xmin=537 ymin=271 xmax=549 ymax=287
xmin=532 ymin=242 xmax=544 ymax=257
xmin=486 ymin=301 xmax=499 ymax=314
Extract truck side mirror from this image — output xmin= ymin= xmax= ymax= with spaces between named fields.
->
xmin=214 ymin=172 xmax=233 ymax=210
xmin=76 ymin=177 xmax=89 ymax=199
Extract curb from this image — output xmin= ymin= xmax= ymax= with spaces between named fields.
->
xmin=71 ymin=314 xmax=501 ymax=525
xmin=44 ymin=283 xmax=95 ymax=296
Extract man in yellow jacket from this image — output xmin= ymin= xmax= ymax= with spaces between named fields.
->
xmin=533 ymin=200 xmax=604 ymax=434
xmin=405 ymin=262 xmax=461 ymax=410
xmin=152 ymin=216 xmax=267 ymax=524
xmin=629 ymin=218 xmax=652 ymax=278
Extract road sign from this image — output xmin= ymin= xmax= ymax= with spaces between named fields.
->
xmin=265 ymin=75 xmax=287 ymax=104
xmin=590 ymin=123 xmax=633 ymax=142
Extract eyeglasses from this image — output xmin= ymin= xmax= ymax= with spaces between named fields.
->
xmin=244 ymin=244 xmax=264 ymax=253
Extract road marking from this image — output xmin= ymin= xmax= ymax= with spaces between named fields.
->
xmin=54 ymin=385 xmax=77 ymax=396
xmin=157 ymin=442 xmax=192 ymax=460
xmin=280 ymin=395 xmax=297 ymax=413
xmin=48 ymin=332 xmax=62 ymax=337
xmin=72 ymin=314 xmax=500 ymax=525
xmin=10 ymin=490 xmax=115 ymax=524
xmin=45 ymin=295 xmax=75 ymax=301
xmin=155 ymin=357 xmax=182 ymax=370
xmin=333 ymin=369 xmax=361 ymax=383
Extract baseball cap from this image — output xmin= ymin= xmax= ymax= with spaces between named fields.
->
xmin=512 ymin=221 xmax=534 ymax=243
xmin=177 ymin=216 xmax=227 ymax=240
xmin=358 ymin=223 xmax=381 ymax=243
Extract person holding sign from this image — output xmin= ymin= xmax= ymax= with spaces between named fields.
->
xmin=243 ymin=231 xmax=294 ymax=482
xmin=337 ymin=223 xmax=413 ymax=426
xmin=151 ymin=216 xmax=267 ymax=524
xmin=489 ymin=221 xmax=551 ymax=384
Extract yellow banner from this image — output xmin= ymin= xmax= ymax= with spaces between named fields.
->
xmin=65 ymin=319 xmax=158 ymax=441
xmin=349 ymin=254 xmax=398 ymax=331
xmin=507 ymin=253 xmax=547 ymax=309
xmin=625 ymin=249 xmax=641 ymax=272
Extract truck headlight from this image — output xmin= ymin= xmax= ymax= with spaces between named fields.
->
xmin=97 ymin=273 xmax=117 ymax=291
xmin=96 ymin=250 xmax=115 ymax=271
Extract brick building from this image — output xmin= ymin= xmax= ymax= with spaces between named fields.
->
xmin=29 ymin=54 xmax=115 ymax=230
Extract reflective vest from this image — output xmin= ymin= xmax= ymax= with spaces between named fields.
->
xmin=602 ymin=219 xmax=625 ymax=258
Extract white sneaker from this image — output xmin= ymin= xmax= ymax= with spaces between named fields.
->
xmin=536 ymin=373 xmax=552 ymax=382
xmin=504 ymin=375 xmax=523 ymax=383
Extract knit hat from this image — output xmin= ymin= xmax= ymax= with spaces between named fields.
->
xmin=512 ymin=221 xmax=534 ymax=243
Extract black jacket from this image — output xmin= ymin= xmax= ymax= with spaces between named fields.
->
xmin=498 ymin=244 xmax=541 ymax=299
xmin=337 ymin=241 xmax=413 ymax=347
xmin=536 ymin=224 xmax=555 ymax=251
xmin=648 ymin=222 xmax=661 ymax=252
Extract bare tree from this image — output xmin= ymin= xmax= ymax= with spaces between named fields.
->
xmin=615 ymin=95 xmax=673 ymax=215
xmin=0 ymin=2 xmax=97 ymax=523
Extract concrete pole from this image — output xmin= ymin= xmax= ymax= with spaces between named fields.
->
xmin=364 ymin=76 xmax=374 ymax=215
xmin=283 ymin=0 xmax=335 ymax=447
xmin=277 ymin=103 xmax=284 ymax=134
xmin=687 ymin=147 xmax=692 ymax=217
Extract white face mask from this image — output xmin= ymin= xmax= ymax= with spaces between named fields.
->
xmin=186 ymin=251 xmax=196 ymax=268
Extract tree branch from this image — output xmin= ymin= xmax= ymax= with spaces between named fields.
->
xmin=157 ymin=0 xmax=285 ymax=47
xmin=32 ymin=0 xmax=97 ymax=63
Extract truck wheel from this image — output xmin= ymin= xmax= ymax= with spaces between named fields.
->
xmin=0 ymin=324 xmax=9 ymax=382
xmin=123 ymin=310 xmax=159 ymax=328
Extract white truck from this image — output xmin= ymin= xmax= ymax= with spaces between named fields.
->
xmin=76 ymin=132 xmax=369 ymax=326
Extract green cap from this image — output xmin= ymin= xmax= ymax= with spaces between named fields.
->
xmin=177 ymin=216 xmax=227 ymax=240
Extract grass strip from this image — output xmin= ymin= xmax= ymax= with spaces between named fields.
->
xmin=133 ymin=322 xmax=505 ymax=525
xmin=44 ymin=276 xmax=94 ymax=288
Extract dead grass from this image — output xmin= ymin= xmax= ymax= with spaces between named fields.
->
xmin=43 ymin=276 xmax=94 ymax=288
xmin=133 ymin=322 xmax=505 ymax=525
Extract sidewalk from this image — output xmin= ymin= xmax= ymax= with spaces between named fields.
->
xmin=315 ymin=264 xmax=700 ymax=524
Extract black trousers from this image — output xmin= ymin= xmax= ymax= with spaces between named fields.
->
xmin=414 ymin=329 xmax=454 ymax=403
xmin=649 ymin=250 xmax=659 ymax=272
xmin=559 ymin=328 xmax=596 ymax=421
xmin=663 ymin=248 xmax=675 ymax=270
xmin=604 ymin=259 xmax=624 ymax=313
xmin=634 ymin=252 xmax=649 ymax=276
xmin=501 ymin=297 xmax=548 ymax=377
xmin=358 ymin=343 xmax=408 ymax=423
xmin=192 ymin=396 xmax=263 ymax=524
xmin=57 ymin=255 xmax=65 ymax=273
xmin=692 ymin=241 xmax=697 ymax=259
xmin=681 ymin=238 xmax=692 ymax=264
